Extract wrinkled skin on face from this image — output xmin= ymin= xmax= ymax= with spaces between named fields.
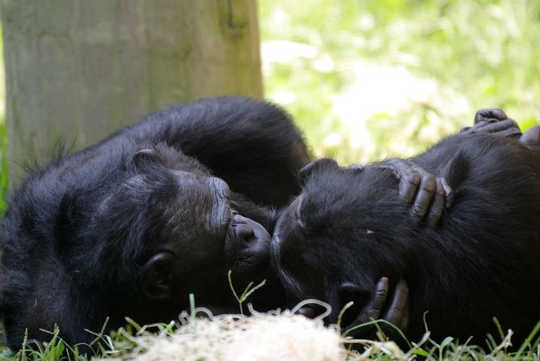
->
xmin=122 ymin=147 xmax=275 ymax=313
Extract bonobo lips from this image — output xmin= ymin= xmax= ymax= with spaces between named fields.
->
xmin=224 ymin=214 xmax=272 ymax=274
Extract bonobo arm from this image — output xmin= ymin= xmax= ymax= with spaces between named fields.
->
xmin=303 ymin=158 xmax=450 ymax=226
xmin=367 ymin=108 xmax=522 ymax=227
xmin=122 ymin=97 xmax=310 ymax=207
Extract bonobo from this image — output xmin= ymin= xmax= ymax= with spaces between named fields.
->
xmin=0 ymin=96 xmax=444 ymax=350
xmin=0 ymin=97 xmax=310 ymax=349
xmin=272 ymin=113 xmax=540 ymax=345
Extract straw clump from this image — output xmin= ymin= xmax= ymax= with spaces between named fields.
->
xmin=102 ymin=311 xmax=350 ymax=361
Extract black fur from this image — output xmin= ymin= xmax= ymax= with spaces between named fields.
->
xmin=0 ymin=96 xmax=309 ymax=349
xmin=273 ymin=133 xmax=540 ymax=345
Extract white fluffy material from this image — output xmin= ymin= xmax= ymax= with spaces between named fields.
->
xmin=100 ymin=309 xmax=406 ymax=361
xmin=101 ymin=312 xmax=341 ymax=361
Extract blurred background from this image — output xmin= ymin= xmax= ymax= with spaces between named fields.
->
xmin=260 ymin=0 xmax=540 ymax=163
xmin=0 ymin=0 xmax=539 ymax=211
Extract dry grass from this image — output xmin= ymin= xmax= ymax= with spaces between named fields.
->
xmin=97 ymin=305 xmax=406 ymax=361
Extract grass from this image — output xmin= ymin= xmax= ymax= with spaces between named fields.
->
xmin=1 ymin=309 xmax=539 ymax=361
xmin=1 ymin=270 xmax=539 ymax=360
xmin=1 ymin=0 xmax=540 ymax=359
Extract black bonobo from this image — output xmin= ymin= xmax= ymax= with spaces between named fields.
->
xmin=272 ymin=110 xmax=540 ymax=346
xmin=1 ymin=96 xmax=449 ymax=350
xmin=0 ymin=97 xmax=309 ymax=349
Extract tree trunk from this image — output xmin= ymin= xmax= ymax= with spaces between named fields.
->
xmin=1 ymin=0 xmax=263 ymax=186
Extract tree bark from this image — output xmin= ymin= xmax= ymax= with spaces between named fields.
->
xmin=1 ymin=0 xmax=263 ymax=186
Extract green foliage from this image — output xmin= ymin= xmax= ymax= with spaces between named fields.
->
xmin=1 ymin=0 xmax=540 ymax=359
xmin=227 ymin=270 xmax=267 ymax=315
xmin=260 ymin=0 xmax=540 ymax=164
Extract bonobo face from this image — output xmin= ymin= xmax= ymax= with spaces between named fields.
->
xmin=272 ymin=159 xmax=406 ymax=327
xmin=97 ymin=144 xmax=272 ymax=315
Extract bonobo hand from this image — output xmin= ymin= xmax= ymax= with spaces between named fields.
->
xmin=344 ymin=277 xmax=408 ymax=340
xmin=461 ymin=108 xmax=522 ymax=138
xmin=376 ymin=159 xmax=452 ymax=227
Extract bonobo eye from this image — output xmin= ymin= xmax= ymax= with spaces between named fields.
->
xmin=133 ymin=148 xmax=164 ymax=170
xmin=298 ymin=158 xmax=339 ymax=187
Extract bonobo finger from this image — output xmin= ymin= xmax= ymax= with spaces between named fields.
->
xmin=440 ymin=177 xmax=454 ymax=208
xmin=494 ymin=126 xmax=524 ymax=138
xmin=384 ymin=279 xmax=409 ymax=331
xmin=368 ymin=277 xmax=389 ymax=319
xmin=376 ymin=159 xmax=421 ymax=204
xmin=411 ymin=174 xmax=436 ymax=220
xmin=399 ymin=171 xmax=421 ymax=205
xmin=474 ymin=108 xmax=508 ymax=124
xmin=427 ymin=178 xmax=445 ymax=227
xmin=470 ymin=118 xmax=522 ymax=137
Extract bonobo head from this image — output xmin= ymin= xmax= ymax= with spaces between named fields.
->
xmin=0 ymin=142 xmax=277 ymax=348
xmin=112 ymin=145 xmax=274 ymax=313
xmin=271 ymin=159 xmax=409 ymax=329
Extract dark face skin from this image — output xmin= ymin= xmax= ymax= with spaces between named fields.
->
xmin=100 ymin=146 xmax=276 ymax=317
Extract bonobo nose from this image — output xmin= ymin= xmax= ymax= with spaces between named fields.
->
xmin=232 ymin=214 xmax=270 ymax=253
xmin=233 ymin=215 xmax=258 ymax=244
xmin=225 ymin=215 xmax=271 ymax=273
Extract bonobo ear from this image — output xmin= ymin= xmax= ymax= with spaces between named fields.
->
xmin=133 ymin=148 xmax=164 ymax=170
xmin=141 ymin=252 xmax=175 ymax=301
xmin=298 ymin=158 xmax=339 ymax=186
xmin=441 ymin=151 xmax=469 ymax=190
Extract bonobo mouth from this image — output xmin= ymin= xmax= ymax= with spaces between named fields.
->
xmin=224 ymin=213 xmax=272 ymax=274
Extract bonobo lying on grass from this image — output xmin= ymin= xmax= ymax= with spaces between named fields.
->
xmin=272 ymin=115 xmax=540 ymax=346
xmin=0 ymin=96 xmax=445 ymax=350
